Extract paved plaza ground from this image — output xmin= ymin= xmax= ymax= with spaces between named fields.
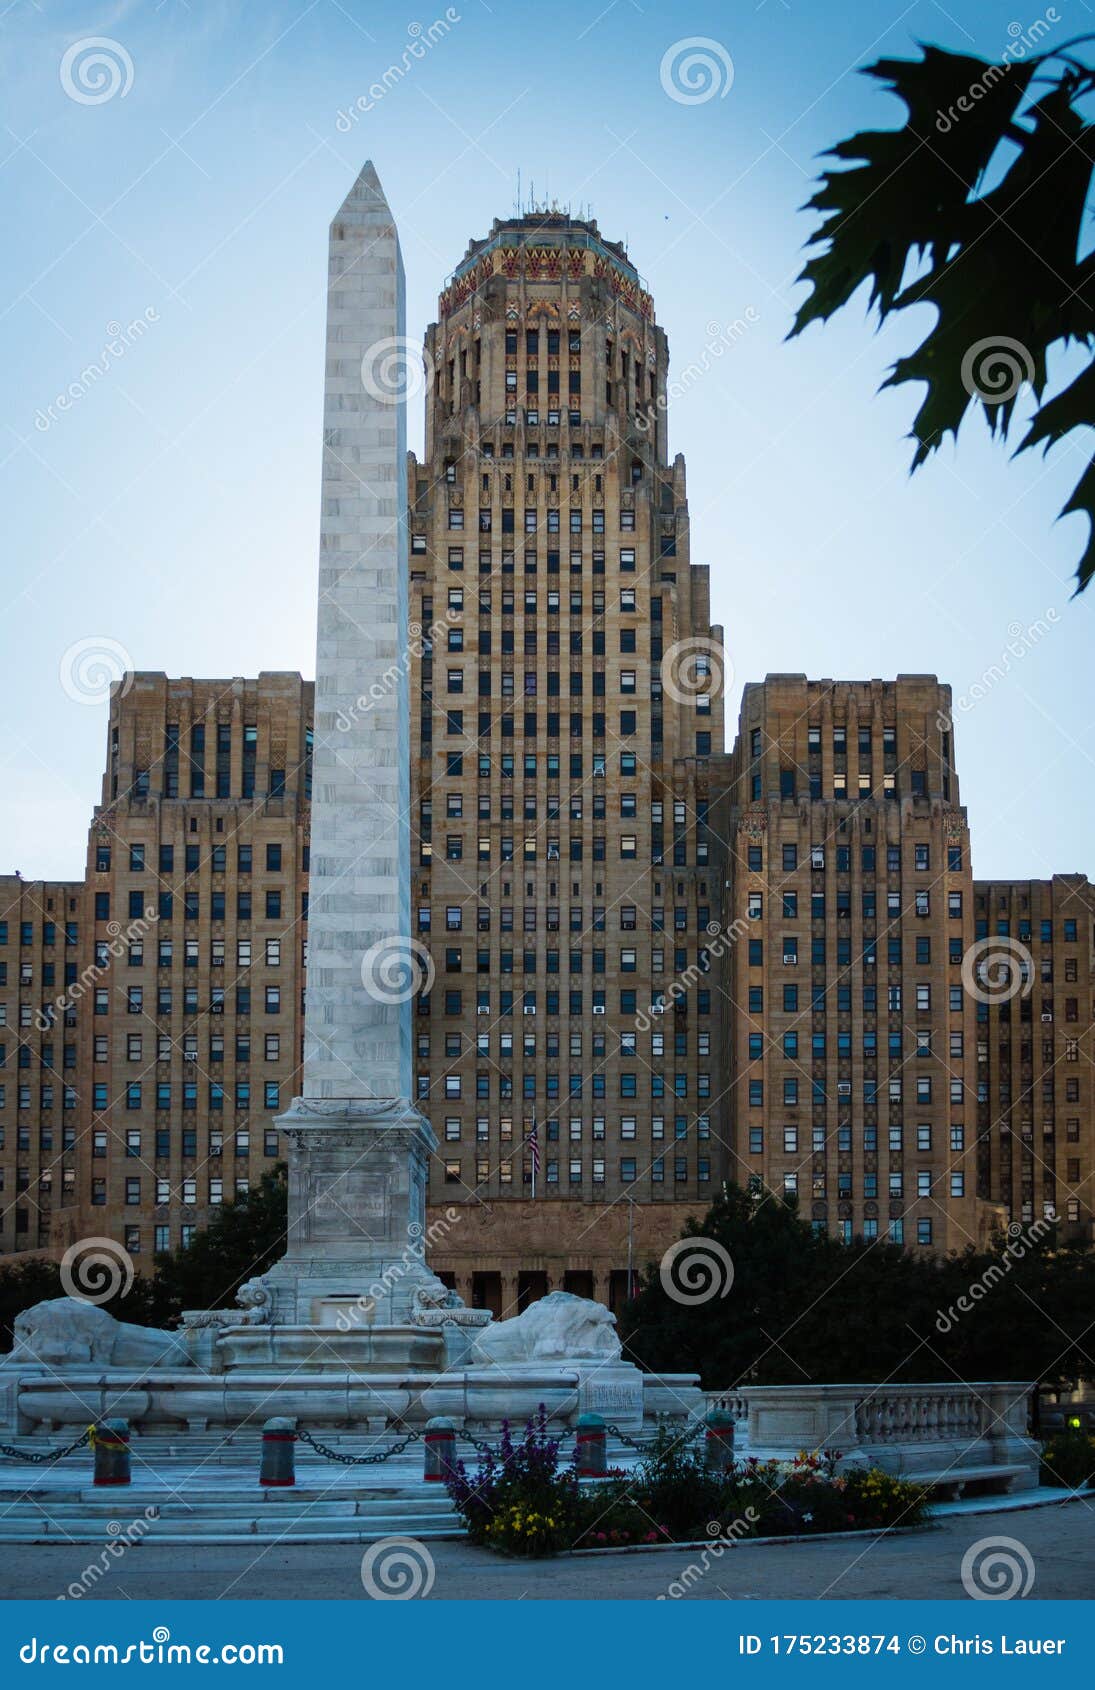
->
xmin=2 ymin=1497 xmax=1090 ymax=1601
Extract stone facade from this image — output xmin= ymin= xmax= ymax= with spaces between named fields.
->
xmin=406 ymin=213 xmax=726 ymax=1258
xmin=40 ymin=672 xmax=312 ymax=1262
xmin=0 ymin=876 xmax=83 ymax=1256
xmin=972 ymin=874 xmax=1095 ymax=1242
xmin=716 ymin=675 xmax=1000 ymax=1255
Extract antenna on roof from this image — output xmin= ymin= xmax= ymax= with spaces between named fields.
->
xmin=514 ymin=168 xmax=521 ymax=217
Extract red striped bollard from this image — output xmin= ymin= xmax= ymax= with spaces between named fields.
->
xmin=576 ymin=1413 xmax=606 ymax=1477
xmin=424 ymin=1417 xmax=456 ymax=1482
xmin=259 ymin=1417 xmax=296 ymax=1487
xmin=92 ymin=1418 xmax=130 ymax=1486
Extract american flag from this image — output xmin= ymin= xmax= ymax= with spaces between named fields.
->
xmin=525 ymin=1119 xmax=541 ymax=1176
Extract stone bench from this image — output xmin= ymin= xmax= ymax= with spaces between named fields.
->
xmin=893 ymin=1462 xmax=1031 ymax=1500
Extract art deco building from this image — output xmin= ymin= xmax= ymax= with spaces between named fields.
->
xmin=972 ymin=875 xmax=1095 ymax=1243
xmin=405 ymin=213 xmax=728 ymax=1309
xmin=6 ymin=213 xmax=1094 ymax=1298
xmin=718 ymin=675 xmax=997 ymax=1255
xmin=0 ymin=876 xmax=83 ymax=1255
xmin=51 ymin=674 xmax=313 ymax=1263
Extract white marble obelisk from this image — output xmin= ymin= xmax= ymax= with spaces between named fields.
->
xmin=270 ymin=163 xmax=447 ymax=1327
xmin=305 ymin=159 xmax=411 ymax=1103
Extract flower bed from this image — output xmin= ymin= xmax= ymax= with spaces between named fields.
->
xmin=444 ymin=1414 xmax=931 ymax=1558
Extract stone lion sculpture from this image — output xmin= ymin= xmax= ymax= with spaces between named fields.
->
xmin=471 ymin=1291 xmax=621 ymax=1364
xmin=4 ymin=1298 xmax=192 ymax=1370
xmin=235 ymin=1277 xmax=273 ymax=1325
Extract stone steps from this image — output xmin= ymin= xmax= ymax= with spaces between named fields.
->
xmin=0 ymin=1521 xmax=463 ymax=1544
xmin=0 ymin=1479 xmax=464 ymax=1544
xmin=0 ymin=1496 xmax=457 ymax=1519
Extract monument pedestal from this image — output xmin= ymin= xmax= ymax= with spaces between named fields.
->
xmin=264 ymin=1096 xmax=444 ymax=1324
xmin=216 ymin=1095 xmax=489 ymax=1376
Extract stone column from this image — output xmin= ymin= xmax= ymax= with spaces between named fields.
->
xmin=500 ymin=1274 xmax=520 ymax=1319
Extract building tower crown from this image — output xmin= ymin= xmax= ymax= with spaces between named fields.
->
xmin=425 ymin=211 xmax=667 ymax=464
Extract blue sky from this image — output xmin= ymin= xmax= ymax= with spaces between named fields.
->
xmin=3 ymin=0 xmax=1092 ymax=882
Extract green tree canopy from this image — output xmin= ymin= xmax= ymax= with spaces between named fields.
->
xmin=791 ymin=38 xmax=1095 ymax=593
xmin=619 ymin=1184 xmax=1095 ymax=1392
xmin=152 ymin=1162 xmax=287 ymax=1324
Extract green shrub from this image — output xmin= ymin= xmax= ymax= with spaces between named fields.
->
xmin=622 ymin=1427 xmax=730 ymax=1542
xmin=1041 ymin=1428 xmax=1095 ymax=1489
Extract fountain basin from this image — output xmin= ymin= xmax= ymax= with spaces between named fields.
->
xmin=216 ymin=1324 xmax=445 ymax=1375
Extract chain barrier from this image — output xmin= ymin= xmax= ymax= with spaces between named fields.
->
xmin=453 ymin=1420 xmax=706 ymax=1463
xmin=458 ymin=1430 xmax=503 ymax=1461
xmin=0 ymin=1427 xmax=93 ymax=1465
xmin=295 ymin=1426 xmax=421 ymax=1466
xmin=602 ymin=1419 xmax=707 ymax=1455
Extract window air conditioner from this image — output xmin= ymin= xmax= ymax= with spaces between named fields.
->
xmin=592 ymin=1004 xmax=606 ymax=1015
xmin=476 ymin=1005 xmax=490 ymax=1015
xmin=523 ymin=1004 xmax=536 ymax=1016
